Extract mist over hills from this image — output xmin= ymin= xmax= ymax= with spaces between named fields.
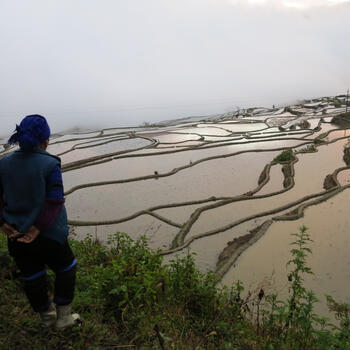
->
xmin=0 ymin=0 xmax=349 ymax=136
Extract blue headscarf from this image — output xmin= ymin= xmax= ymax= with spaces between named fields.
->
xmin=8 ymin=115 xmax=51 ymax=152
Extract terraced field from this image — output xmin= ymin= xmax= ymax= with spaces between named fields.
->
xmin=2 ymin=95 xmax=350 ymax=313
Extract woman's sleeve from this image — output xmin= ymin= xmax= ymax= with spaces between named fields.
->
xmin=35 ymin=164 xmax=65 ymax=231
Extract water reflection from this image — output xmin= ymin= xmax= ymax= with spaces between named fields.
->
xmin=51 ymin=112 xmax=350 ymax=317
xmin=222 ymin=190 xmax=350 ymax=318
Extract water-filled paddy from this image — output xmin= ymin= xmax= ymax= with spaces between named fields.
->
xmin=222 ymin=189 xmax=350 ymax=317
xmin=63 ymin=139 xmax=305 ymax=190
xmin=199 ymin=123 xmax=267 ymax=133
xmin=9 ymin=102 xmax=347 ymax=317
xmin=185 ymin=138 xmax=347 ymax=243
xmin=65 ymin=151 xmax=280 ymax=221
xmin=60 ymin=138 xmax=152 ymax=163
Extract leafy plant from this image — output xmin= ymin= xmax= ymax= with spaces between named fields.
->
xmin=297 ymin=144 xmax=317 ymax=153
xmin=2 ymin=228 xmax=350 ymax=349
xmin=273 ymin=148 xmax=294 ymax=163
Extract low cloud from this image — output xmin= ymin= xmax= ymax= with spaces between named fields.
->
xmin=0 ymin=0 xmax=349 ymax=136
xmin=227 ymin=0 xmax=350 ymax=8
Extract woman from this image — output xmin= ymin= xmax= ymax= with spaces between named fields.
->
xmin=0 ymin=115 xmax=80 ymax=328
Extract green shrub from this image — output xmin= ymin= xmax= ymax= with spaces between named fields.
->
xmin=1 ymin=228 xmax=350 ymax=349
xmin=297 ymin=144 xmax=317 ymax=153
xmin=273 ymin=148 xmax=294 ymax=163
xmin=331 ymin=112 xmax=350 ymax=126
xmin=168 ymin=252 xmax=218 ymax=320
xmin=333 ymin=98 xmax=342 ymax=108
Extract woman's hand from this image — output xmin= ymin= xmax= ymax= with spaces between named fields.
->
xmin=0 ymin=223 xmax=40 ymax=243
xmin=16 ymin=226 xmax=40 ymax=243
xmin=0 ymin=222 xmax=21 ymax=238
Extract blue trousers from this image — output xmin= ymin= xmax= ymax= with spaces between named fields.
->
xmin=8 ymin=236 xmax=77 ymax=313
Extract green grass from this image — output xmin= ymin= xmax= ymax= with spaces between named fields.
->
xmin=297 ymin=144 xmax=317 ymax=153
xmin=1 ymin=228 xmax=350 ymax=349
xmin=273 ymin=149 xmax=294 ymax=164
xmin=331 ymin=112 xmax=350 ymax=126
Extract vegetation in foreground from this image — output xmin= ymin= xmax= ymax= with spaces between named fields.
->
xmin=1 ymin=227 xmax=350 ymax=349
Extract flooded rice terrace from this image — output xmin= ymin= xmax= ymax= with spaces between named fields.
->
xmin=2 ymin=95 xmax=350 ymax=315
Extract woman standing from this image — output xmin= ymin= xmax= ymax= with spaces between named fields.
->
xmin=0 ymin=115 xmax=80 ymax=328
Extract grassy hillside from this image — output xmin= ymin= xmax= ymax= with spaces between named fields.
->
xmin=1 ymin=228 xmax=350 ymax=349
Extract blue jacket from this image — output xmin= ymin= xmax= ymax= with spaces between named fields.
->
xmin=0 ymin=149 xmax=68 ymax=244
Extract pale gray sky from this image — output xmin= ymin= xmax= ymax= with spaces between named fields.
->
xmin=0 ymin=0 xmax=349 ymax=135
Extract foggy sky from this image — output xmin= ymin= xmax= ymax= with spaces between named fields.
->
xmin=1 ymin=0 xmax=349 ymax=136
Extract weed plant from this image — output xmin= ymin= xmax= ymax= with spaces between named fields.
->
xmin=297 ymin=144 xmax=317 ymax=153
xmin=273 ymin=149 xmax=294 ymax=163
xmin=331 ymin=112 xmax=350 ymax=126
xmin=1 ymin=227 xmax=350 ymax=349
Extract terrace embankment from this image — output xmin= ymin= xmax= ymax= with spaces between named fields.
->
xmin=5 ymin=96 xmax=341 ymax=316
